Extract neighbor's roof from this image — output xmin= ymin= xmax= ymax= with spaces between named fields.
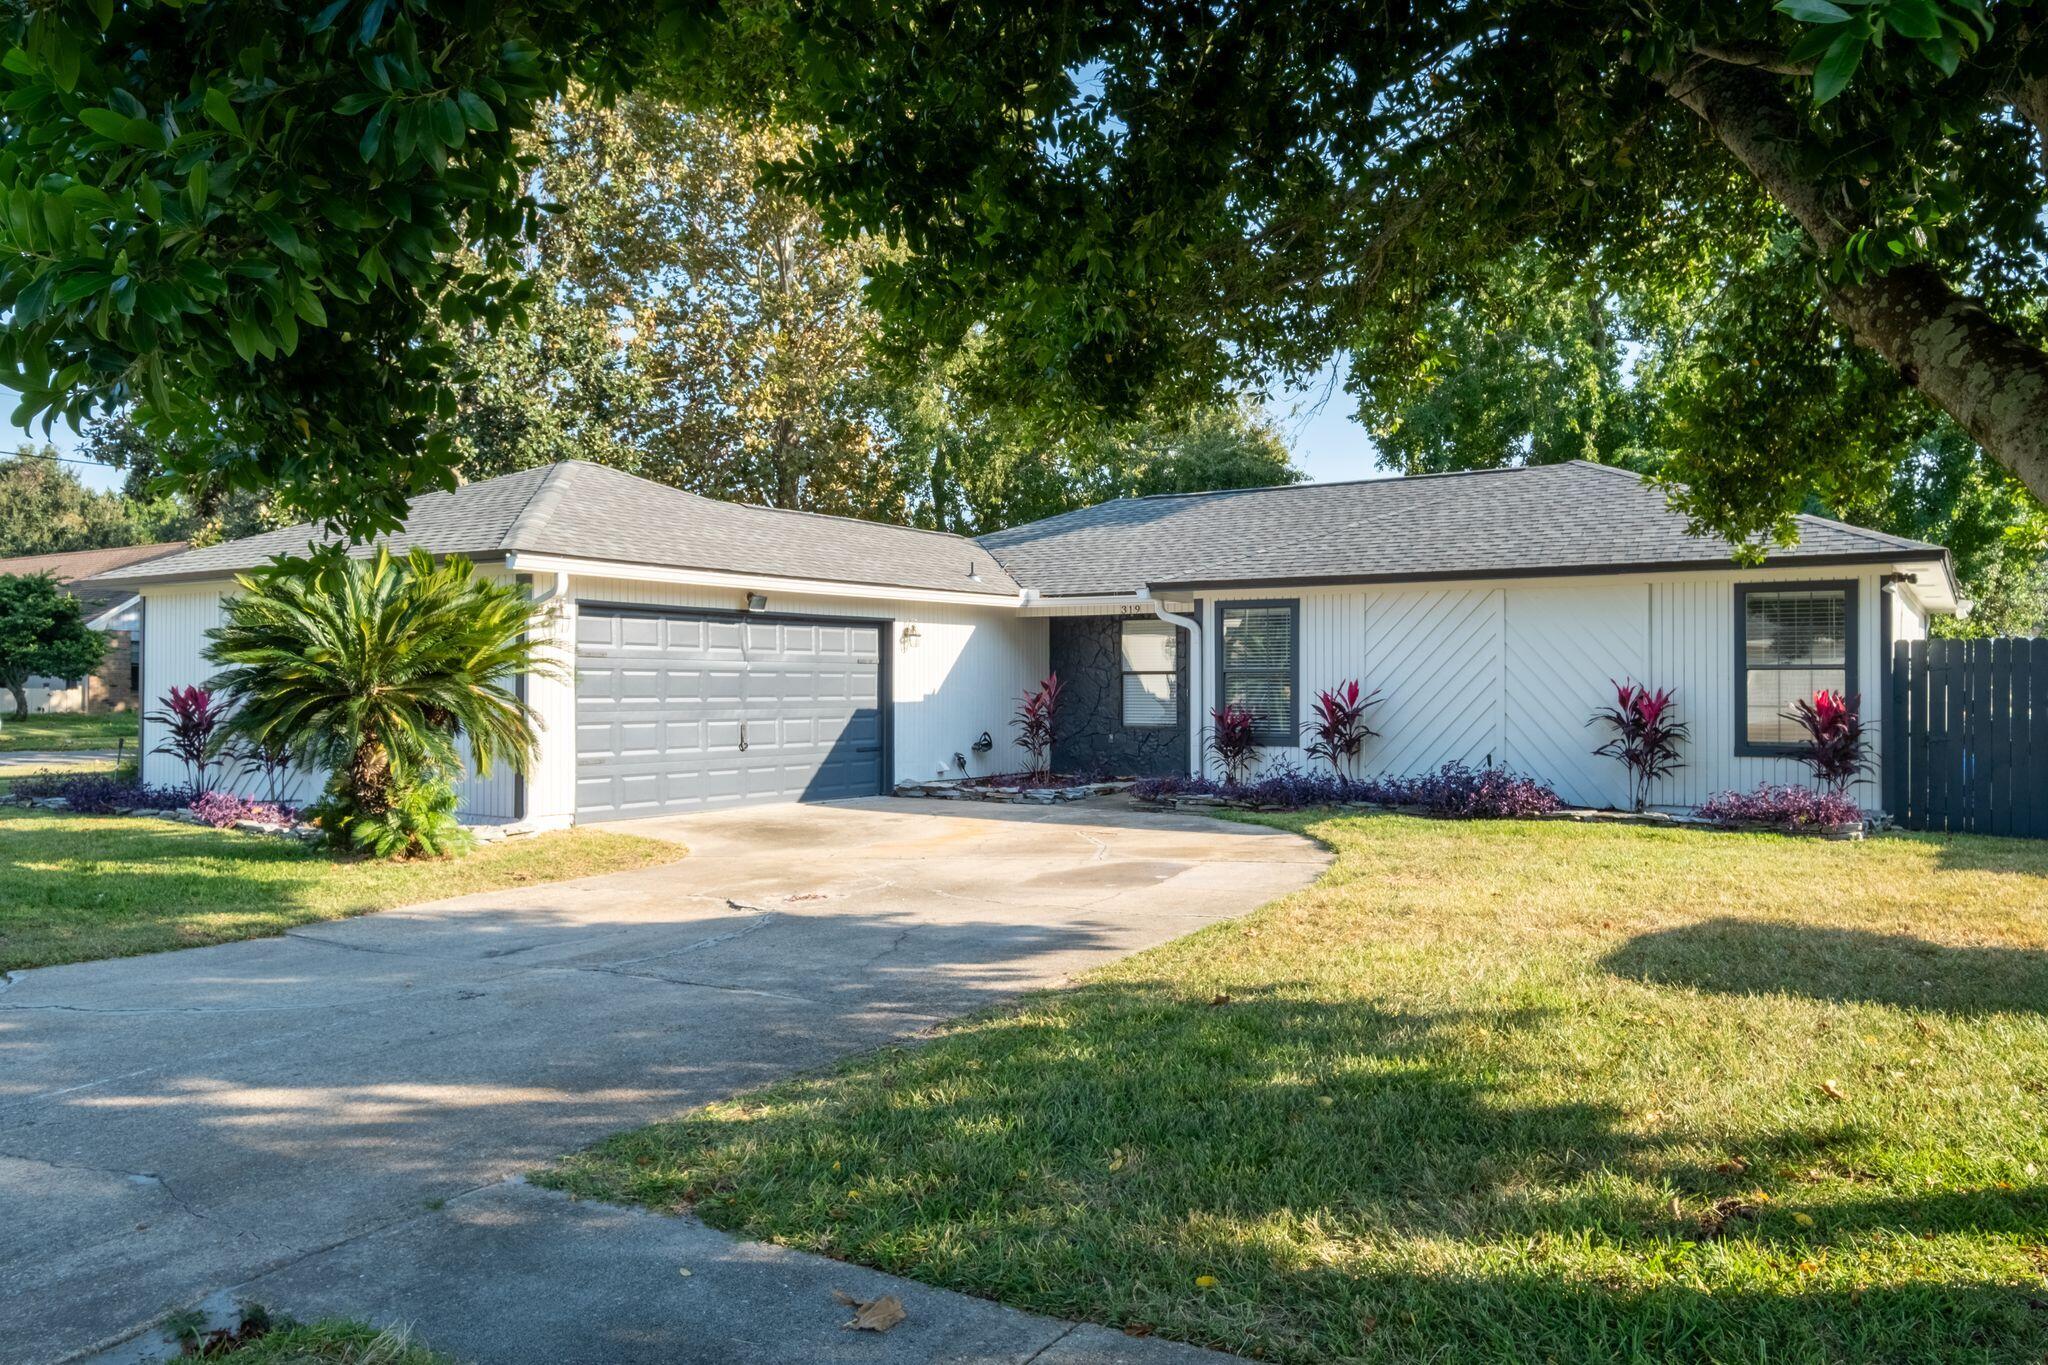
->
xmin=977 ymin=461 xmax=1953 ymax=596
xmin=0 ymin=541 xmax=187 ymax=609
xmin=82 ymin=462 xmax=1019 ymax=597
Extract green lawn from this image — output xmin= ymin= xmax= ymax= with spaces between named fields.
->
xmin=542 ymin=814 xmax=2048 ymax=1365
xmin=1 ymin=807 xmax=678 ymax=971
xmin=0 ymin=711 xmax=138 ymax=752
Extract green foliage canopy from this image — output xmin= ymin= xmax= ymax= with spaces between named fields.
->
xmin=0 ymin=444 xmax=178 ymax=556
xmin=0 ymin=0 xmax=662 ymax=534
xmin=0 ymin=570 xmax=107 ymax=717
xmin=7 ymin=0 xmax=2043 ymax=548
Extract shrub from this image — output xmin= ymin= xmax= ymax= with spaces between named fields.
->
xmin=1783 ymin=689 xmax=1870 ymax=794
xmin=10 ymin=770 xmax=193 ymax=813
xmin=1204 ymin=704 xmax=1260 ymax=784
xmin=147 ymin=684 xmax=229 ymax=792
xmin=206 ymin=547 xmax=555 ymax=857
xmin=189 ymin=790 xmax=298 ymax=829
xmin=1302 ymin=680 xmax=1382 ymax=777
xmin=1011 ymin=673 xmax=1062 ymax=775
xmin=1696 ymin=784 xmax=1863 ymax=829
xmin=1392 ymin=761 xmax=1565 ymax=818
xmin=1132 ymin=759 xmax=1563 ymax=818
xmin=1590 ymin=680 xmax=1689 ymax=811
xmin=322 ymin=775 xmax=471 ymax=859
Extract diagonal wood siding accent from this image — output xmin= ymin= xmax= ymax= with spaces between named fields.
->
xmin=1214 ymin=564 xmax=1915 ymax=811
xmin=1360 ymin=586 xmax=1504 ymax=778
xmin=1503 ymin=584 xmax=1648 ymax=808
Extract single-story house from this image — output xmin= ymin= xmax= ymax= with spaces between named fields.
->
xmin=0 ymin=540 xmax=187 ymax=714
xmin=86 ymin=459 xmax=1957 ymax=820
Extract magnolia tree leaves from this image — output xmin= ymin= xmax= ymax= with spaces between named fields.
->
xmin=0 ymin=0 xmax=669 ymax=535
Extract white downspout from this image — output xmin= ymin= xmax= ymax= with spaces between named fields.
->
xmin=1143 ymin=592 xmax=1204 ymax=779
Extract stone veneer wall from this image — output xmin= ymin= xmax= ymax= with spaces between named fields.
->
xmin=1049 ymin=615 xmax=1189 ymax=777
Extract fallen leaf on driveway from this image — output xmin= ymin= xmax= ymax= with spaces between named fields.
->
xmin=833 ymin=1291 xmax=907 ymax=1333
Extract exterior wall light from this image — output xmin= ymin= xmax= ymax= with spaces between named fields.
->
xmin=901 ymin=623 xmax=922 ymax=648
xmin=745 ymin=592 xmax=768 ymax=611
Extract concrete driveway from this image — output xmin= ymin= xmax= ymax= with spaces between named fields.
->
xmin=0 ymin=797 xmax=1326 ymax=1363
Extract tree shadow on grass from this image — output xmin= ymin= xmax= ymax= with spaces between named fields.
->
xmin=1602 ymin=917 xmax=2048 ymax=1015
xmin=549 ymin=978 xmax=2048 ymax=1364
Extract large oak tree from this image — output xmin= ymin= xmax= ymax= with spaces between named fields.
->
xmin=3 ymin=0 xmax=2041 ymax=540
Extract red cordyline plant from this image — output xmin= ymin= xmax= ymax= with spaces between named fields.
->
xmin=1301 ymin=680 xmax=1382 ymax=778
xmin=148 ymin=684 xmax=229 ymax=793
xmin=1205 ymin=703 xmax=1260 ymax=786
xmin=1785 ymin=689 xmax=1869 ymax=794
xmin=1012 ymin=673 xmax=1062 ymax=775
xmin=1590 ymin=680 xmax=1689 ymax=811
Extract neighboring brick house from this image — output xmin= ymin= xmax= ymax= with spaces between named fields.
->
xmin=0 ymin=541 xmax=186 ymax=713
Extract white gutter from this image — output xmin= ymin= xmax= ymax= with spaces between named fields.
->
xmin=527 ymin=570 xmax=571 ymax=607
xmin=1143 ymin=589 xmax=1206 ymax=780
xmin=504 ymin=553 xmax=1023 ymax=609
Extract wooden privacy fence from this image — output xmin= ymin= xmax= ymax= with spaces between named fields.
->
xmin=1888 ymin=637 xmax=2047 ymax=837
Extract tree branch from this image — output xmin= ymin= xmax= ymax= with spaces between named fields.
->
xmin=1690 ymin=40 xmax=1813 ymax=77
xmin=1669 ymin=60 xmax=2048 ymax=507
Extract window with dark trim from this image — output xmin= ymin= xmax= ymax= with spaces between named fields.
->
xmin=1119 ymin=618 xmax=1178 ymax=727
xmin=1216 ymin=600 xmax=1298 ymax=744
xmin=1735 ymin=581 xmax=1857 ymax=754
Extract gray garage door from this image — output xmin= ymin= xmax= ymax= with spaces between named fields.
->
xmin=574 ymin=609 xmax=887 ymax=819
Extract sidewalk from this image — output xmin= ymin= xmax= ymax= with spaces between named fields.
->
xmin=0 ymin=748 xmax=120 ymax=770
xmin=87 ymin=1179 xmax=1240 ymax=1365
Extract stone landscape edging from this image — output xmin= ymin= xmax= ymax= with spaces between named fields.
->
xmin=893 ymin=777 xmax=1135 ymax=804
xmin=1130 ymin=792 xmax=1867 ymax=839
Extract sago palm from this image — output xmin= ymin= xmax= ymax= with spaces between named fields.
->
xmin=205 ymin=548 xmax=558 ymax=820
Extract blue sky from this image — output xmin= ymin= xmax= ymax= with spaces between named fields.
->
xmin=8 ymin=356 xmax=1386 ymax=494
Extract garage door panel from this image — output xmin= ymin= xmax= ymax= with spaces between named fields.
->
xmin=575 ymin=608 xmax=886 ymax=819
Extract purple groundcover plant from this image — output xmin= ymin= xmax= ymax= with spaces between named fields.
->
xmin=188 ymin=790 xmax=300 ymax=829
xmin=1132 ymin=760 xmax=1563 ymax=818
xmin=10 ymin=770 xmax=194 ymax=814
xmin=1696 ymin=784 xmax=1863 ymax=830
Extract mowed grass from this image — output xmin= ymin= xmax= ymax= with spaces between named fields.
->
xmin=542 ymin=814 xmax=2048 ymax=1364
xmin=1 ymin=806 xmax=678 ymax=971
xmin=202 ymin=1319 xmax=447 ymax=1364
xmin=0 ymin=711 xmax=137 ymax=751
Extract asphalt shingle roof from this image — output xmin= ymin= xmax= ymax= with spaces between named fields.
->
xmin=86 ymin=462 xmax=1018 ymax=597
xmin=0 ymin=541 xmax=188 ymax=610
xmin=975 ymin=461 xmax=1947 ymax=596
xmin=87 ymin=459 xmax=1946 ymax=601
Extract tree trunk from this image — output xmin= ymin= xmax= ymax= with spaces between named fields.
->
xmin=1670 ymin=61 xmax=2048 ymax=506
xmin=348 ymin=737 xmax=393 ymax=820
xmin=6 ymin=680 xmax=26 ymax=721
xmin=1821 ymin=266 xmax=2048 ymax=503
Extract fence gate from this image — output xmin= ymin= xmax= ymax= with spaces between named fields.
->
xmin=1888 ymin=638 xmax=2046 ymax=836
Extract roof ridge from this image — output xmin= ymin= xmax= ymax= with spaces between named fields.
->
xmin=498 ymin=463 xmax=578 ymax=551
xmin=1126 ymin=460 xmax=1586 ymax=505
xmin=1787 ymin=508 xmax=1938 ymax=551
xmin=532 ymin=460 xmax=990 ymax=549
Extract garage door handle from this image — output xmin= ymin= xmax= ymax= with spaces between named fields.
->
xmin=738 ymin=719 xmax=748 ymax=753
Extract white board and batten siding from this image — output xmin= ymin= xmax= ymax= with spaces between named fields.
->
xmin=518 ymin=575 xmax=1047 ymax=823
xmin=1198 ymin=564 xmax=1926 ymax=811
